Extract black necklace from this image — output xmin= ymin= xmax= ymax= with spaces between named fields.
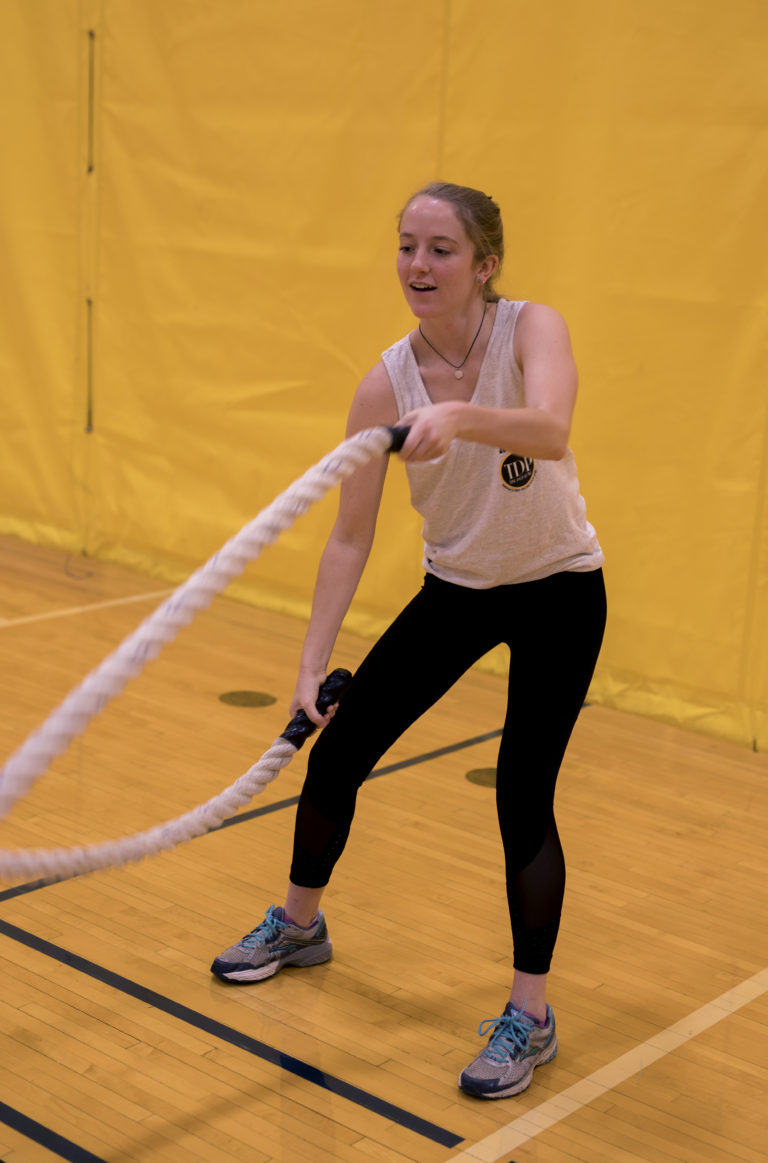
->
xmin=418 ymin=302 xmax=488 ymax=379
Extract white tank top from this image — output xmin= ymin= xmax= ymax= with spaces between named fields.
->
xmin=381 ymin=298 xmax=604 ymax=588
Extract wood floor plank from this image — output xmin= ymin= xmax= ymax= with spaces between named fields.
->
xmin=2 ymin=534 xmax=767 ymax=1162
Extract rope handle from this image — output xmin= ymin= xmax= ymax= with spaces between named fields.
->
xmin=281 ymin=668 xmax=353 ymax=750
xmin=387 ymin=425 xmax=410 ymax=452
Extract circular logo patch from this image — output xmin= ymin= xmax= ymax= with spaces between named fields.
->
xmin=499 ymin=453 xmax=535 ymax=490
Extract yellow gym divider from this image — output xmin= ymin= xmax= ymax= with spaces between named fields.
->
xmin=1 ymin=1 xmax=766 ymax=750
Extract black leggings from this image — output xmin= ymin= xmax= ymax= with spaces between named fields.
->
xmin=290 ymin=568 xmax=606 ymax=974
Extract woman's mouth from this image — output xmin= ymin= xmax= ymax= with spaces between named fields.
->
xmin=410 ymin=282 xmax=436 ymax=293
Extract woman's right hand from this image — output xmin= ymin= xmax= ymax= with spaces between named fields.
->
xmin=290 ymin=669 xmax=339 ymax=729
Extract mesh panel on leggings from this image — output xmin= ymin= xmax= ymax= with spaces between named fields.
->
xmin=506 ymin=819 xmax=565 ymax=975
xmin=290 ymin=793 xmax=352 ymax=888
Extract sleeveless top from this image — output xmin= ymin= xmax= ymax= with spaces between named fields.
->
xmin=380 ymin=298 xmax=604 ymax=588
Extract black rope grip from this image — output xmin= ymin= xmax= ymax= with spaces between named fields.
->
xmin=387 ymin=425 xmax=411 ymax=453
xmin=280 ymin=667 xmax=353 ymax=750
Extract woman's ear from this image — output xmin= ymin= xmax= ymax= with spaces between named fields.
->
xmin=477 ymin=254 xmax=500 ymax=284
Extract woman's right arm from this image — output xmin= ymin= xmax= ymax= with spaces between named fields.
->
xmin=290 ymin=361 xmax=399 ymax=725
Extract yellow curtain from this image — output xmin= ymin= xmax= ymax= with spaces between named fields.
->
xmin=1 ymin=0 xmax=766 ymax=750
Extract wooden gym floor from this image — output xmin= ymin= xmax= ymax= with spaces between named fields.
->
xmin=0 ymin=532 xmax=766 ymax=1162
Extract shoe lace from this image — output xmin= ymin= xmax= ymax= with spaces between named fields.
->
xmin=240 ymin=906 xmax=286 ymax=950
xmin=478 ymin=1007 xmax=533 ymax=1064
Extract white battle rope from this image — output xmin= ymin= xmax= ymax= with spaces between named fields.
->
xmin=0 ymin=425 xmax=397 ymax=882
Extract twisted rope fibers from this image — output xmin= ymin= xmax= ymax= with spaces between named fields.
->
xmin=0 ymin=425 xmax=397 ymax=882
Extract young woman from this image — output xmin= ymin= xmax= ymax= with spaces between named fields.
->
xmin=212 ymin=182 xmax=606 ymax=1100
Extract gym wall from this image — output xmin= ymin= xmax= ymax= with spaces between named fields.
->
xmin=1 ymin=0 xmax=766 ymax=750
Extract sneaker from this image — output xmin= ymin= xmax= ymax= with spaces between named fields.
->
xmin=458 ymin=1002 xmax=557 ymax=1098
xmin=210 ymin=905 xmax=332 ymax=982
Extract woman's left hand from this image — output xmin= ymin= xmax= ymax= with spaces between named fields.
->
xmin=398 ymin=402 xmax=463 ymax=462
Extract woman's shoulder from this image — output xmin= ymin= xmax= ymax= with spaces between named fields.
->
xmin=358 ymin=358 xmax=395 ymax=393
xmin=510 ymin=300 xmax=569 ymax=328
xmin=347 ymin=359 xmax=399 ymax=431
xmin=513 ymin=301 xmax=573 ymax=345
xmin=511 ymin=302 xmax=576 ymax=374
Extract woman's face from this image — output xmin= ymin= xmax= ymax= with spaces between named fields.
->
xmin=397 ymin=196 xmax=483 ymax=319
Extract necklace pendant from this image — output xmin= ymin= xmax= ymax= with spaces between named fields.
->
xmin=454 ymin=369 xmax=464 ymax=380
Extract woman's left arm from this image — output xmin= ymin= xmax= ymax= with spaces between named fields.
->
xmin=400 ymin=303 xmax=578 ymax=462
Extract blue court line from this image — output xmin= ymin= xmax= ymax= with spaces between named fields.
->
xmin=0 ymin=1099 xmax=107 ymax=1163
xmin=0 ymin=918 xmax=463 ymax=1149
xmin=0 ymin=728 xmax=504 ymax=903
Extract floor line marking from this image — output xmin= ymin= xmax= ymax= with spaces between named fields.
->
xmin=0 ymin=589 xmax=175 ymax=628
xmin=0 ymin=730 xmax=504 ymax=902
xmin=0 ymin=1098 xmax=107 ymax=1163
xmin=213 ymin=728 xmax=505 ymax=828
xmin=447 ymin=968 xmax=768 ymax=1162
xmin=0 ymin=918 xmax=463 ymax=1149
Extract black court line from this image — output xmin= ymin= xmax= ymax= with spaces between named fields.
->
xmin=0 ymin=1099 xmax=107 ymax=1162
xmin=0 ymin=728 xmax=504 ymax=903
xmin=0 ymin=919 xmax=462 ymax=1149
xmin=0 ymin=876 xmax=52 ymax=903
xmin=0 ymin=731 xmax=506 ymax=1149
xmin=214 ymin=727 xmax=504 ymax=829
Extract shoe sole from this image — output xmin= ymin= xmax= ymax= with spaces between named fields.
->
xmin=458 ymin=1038 xmax=558 ymax=1099
xmin=212 ymin=943 xmax=332 ymax=983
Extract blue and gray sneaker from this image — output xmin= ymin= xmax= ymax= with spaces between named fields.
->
xmin=458 ymin=1002 xmax=557 ymax=1098
xmin=210 ymin=905 xmax=332 ymax=982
